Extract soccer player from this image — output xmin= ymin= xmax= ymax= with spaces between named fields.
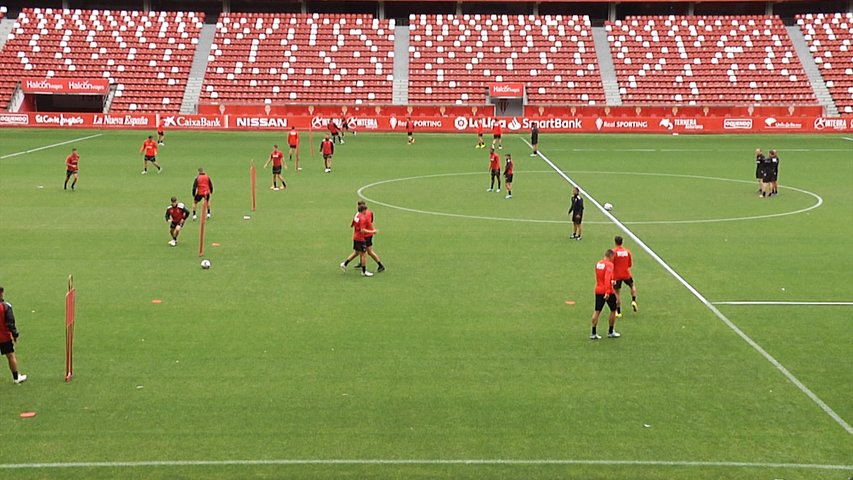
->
xmin=503 ymin=153 xmax=514 ymax=199
xmin=355 ymin=200 xmax=385 ymax=272
xmin=340 ymin=203 xmax=377 ymax=277
xmin=157 ymin=119 xmax=165 ymax=145
xmin=612 ymin=235 xmax=638 ymax=317
xmin=263 ymin=144 xmax=288 ymax=190
xmin=406 ymin=116 xmax=415 ymax=144
xmin=590 ymin=250 xmax=620 ymax=340
xmin=0 ymin=286 xmax=27 ymax=384
xmin=139 ymin=135 xmax=162 ymax=174
xmin=754 ymin=148 xmax=765 ymax=194
xmin=486 ymin=147 xmax=501 ymax=192
xmin=341 ymin=115 xmax=354 ymax=139
xmin=767 ymin=149 xmax=780 ymax=196
xmin=568 ymin=187 xmax=584 ymax=240
xmin=191 ymin=167 xmax=213 ymax=220
xmin=492 ymin=120 xmax=503 ymax=150
xmin=64 ymin=148 xmax=79 ymax=191
xmin=530 ymin=124 xmax=539 ymax=156
xmin=475 ymin=118 xmax=485 ymax=148
xmin=320 ymin=134 xmax=335 ymax=173
xmin=287 ymin=127 xmax=301 ymax=172
xmin=328 ymin=118 xmax=342 ymax=144
xmin=165 ymin=196 xmax=190 ymax=246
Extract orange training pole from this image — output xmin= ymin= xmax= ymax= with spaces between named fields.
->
xmin=250 ymin=161 xmax=257 ymax=212
xmin=65 ymin=274 xmax=75 ymax=382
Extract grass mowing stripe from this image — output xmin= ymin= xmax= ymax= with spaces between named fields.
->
xmin=525 ymin=139 xmax=853 ymax=436
xmin=713 ymin=301 xmax=853 ymax=306
xmin=0 ymin=459 xmax=850 ymax=471
xmin=0 ymin=133 xmax=104 ymax=159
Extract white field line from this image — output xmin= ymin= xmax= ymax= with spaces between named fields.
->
xmin=524 ymin=140 xmax=853 ymax=436
xmin=714 ymin=301 xmax=853 ymax=306
xmin=0 ymin=133 xmax=103 ymax=159
xmin=0 ymin=459 xmax=850 ymax=471
xmin=842 ymin=137 xmax=853 ymax=142
xmin=545 ymin=147 xmax=853 ymax=152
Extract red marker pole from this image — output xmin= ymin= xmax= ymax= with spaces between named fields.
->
xmin=250 ymin=161 xmax=257 ymax=212
xmin=65 ymin=274 xmax=76 ymax=382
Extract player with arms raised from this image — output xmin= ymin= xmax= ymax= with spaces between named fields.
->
xmin=590 ymin=249 xmax=620 ymax=340
xmin=165 ymin=196 xmax=190 ymax=246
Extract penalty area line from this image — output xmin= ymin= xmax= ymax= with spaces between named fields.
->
xmin=714 ymin=301 xmax=853 ymax=306
xmin=0 ymin=459 xmax=850 ymax=471
xmin=0 ymin=133 xmax=104 ymax=160
xmin=524 ymin=139 xmax=853 ymax=436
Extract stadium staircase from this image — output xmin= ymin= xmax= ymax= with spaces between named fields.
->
xmin=180 ymin=23 xmax=216 ymax=114
xmin=0 ymin=17 xmax=14 ymax=51
xmin=592 ymin=26 xmax=622 ymax=105
xmin=787 ymin=25 xmax=838 ymax=116
xmin=391 ymin=24 xmax=409 ymax=105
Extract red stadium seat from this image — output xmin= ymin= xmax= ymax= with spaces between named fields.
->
xmin=797 ymin=13 xmax=853 ymax=114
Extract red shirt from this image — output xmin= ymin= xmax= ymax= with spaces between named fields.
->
xmin=66 ymin=153 xmax=79 ymax=171
xmin=504 ymin=159 xmax=513 ymax=176
xmin=595 ymin=259 xmax=615 ymax=295
xmin=406 ymin=119 xmax=414 ymax=134
xmin=141 ymin=139 xmax=157 ymax=156
xmin=288 ymin=130 xmax=299 ymax=147
xmin=157 ymin=120 xmax=164 ymax=133
xmin=362 ymin=209 xmax=375 ymax=238
xmin=351 ymin=212 xmax=366 ymax=242
xmin=194 ymin=174 xmax=212 ymax=196
xmin=166 ymin=203 xmax=189 ymax=223
xmin=477 ymin=120 xmax=484 ymax=135
xmin=270 ymin=150 xmax=283 ymax=167
xmin=489 ymin=152 xmax=500 ymax=171
xmin=328 ymin=121 xmax=339 ymax=134
xmin=493 ymin=122 xmax=502 ymax=136
xmin=612 ymin=245 xmax=633 ymax=281
xmin=320 ymin=139 xmax=334 ymax=155
xmin=0 ymin=300 xmax=16 ymax=343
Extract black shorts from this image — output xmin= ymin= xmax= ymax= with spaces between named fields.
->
xmin=614 ymin=277 xmax=634 ymax=289
xmin=157 ymin=130 xmax=164 ymax=136
xmin=491 ymin=169 xmax=500 ymax=176
xmin=364 ymin=236 xmax=374 ymax=248
xmin=352 ymin=240 xmax=366 ymax=252
xmin=494 ymin=134 xmax=502 ymax=139
xmin=572 ymin=213 xmax=583 ymax=225
xmin=756 ymin=167 xmax=763 ymax=179
xmin=272 ymin=166 xmax=282 ymax=175
xmin=144 ymin=155 xmax=157 ymax=162
xmin=170 ymin=221 xmax=183 ymax=229
xmin=0 ymin=341 xmax=14 ymax=355
xmin=66 ymin=169 xmax=77 ymax=177
xmin=764 ymin=173 xmax=777 ymax=182
xmin=594 ymin=294 xmax=618 ymax=312
xmin=323 ymin=154 xmax=332 ymax=160
xmin=531 ymin=134 xmax=538 ymax=144
xmin=194 ymin=194 xmax=210 ymax=203
xmin=505 ymin=174 xmax=513 ymax=183
xmin=288 ymin=144 xmax=298 ymax=150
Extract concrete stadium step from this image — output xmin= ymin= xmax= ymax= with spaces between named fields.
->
xmin=181 ymin=23 xmax=217 ymax=114
xmin=592 ymin=27 xmax=622 ymax=107
xmin=0 ymin=18 xmax=15 ymax=52
xmin=787 ymin=25 xmax=838 ymax=117
xmin=392 ymin=25 xmax=409 ymax=105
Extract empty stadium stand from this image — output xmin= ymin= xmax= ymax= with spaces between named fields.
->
xmin=407 ymin=14 xmax=605 ymax=105
xmin=0 ymin=8 xmax=203 ymax=112
xmin=606 ymin=15 xmax=816 ymax=105
xmin=797 ymin=13 xmax=853 ymax=114
xmin=201 ymin=13 xmax=395 ymax=105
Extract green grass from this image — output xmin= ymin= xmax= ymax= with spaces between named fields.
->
xmin=0 ymin=129 xmax=850 ymax=479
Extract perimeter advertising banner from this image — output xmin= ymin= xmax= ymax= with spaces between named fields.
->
xmin=21 ymin=78 xmax=110 ymax=95
xmin=0 ymin=112 xmax=850 ymax=133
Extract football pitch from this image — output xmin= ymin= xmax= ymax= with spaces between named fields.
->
xmin=0 ymin=128 xmax=850 ymax=479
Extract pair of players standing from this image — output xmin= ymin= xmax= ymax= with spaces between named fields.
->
xmin=486 ymin=147 xmax=514 ymax=199
xmin=591 ymin=236 xmax=639 ymax=340
xmin=755 ymin=148 xmax=780 ymax=198
xmin=164 ymin=168 xmax=213 ymax=246
xmin=340 ymin=200 xmax=385 ymax=277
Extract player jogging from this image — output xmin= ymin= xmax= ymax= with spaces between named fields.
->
xmin=590 ymin=250 xmax=620 ymax=340
xmin=486 ymin=147 xmax=501 ymax=192
xmin=139 ymin=135 xmax=162 ymax=174
xmin=165 ymin=196 xmax=190 ymax=246
xmin=0 ymin=286 xmax=27 ymax=384
xmin=340 ymin=203 xmax=377 ymax=277
xmin=475 ymin=118 xmax=485 ymax=148
xmin=191 ymin=167 xmax=213 ymax=220
xmin=263 ymin=144 xmax=288 ymax=190
xmin=354 ymin=200 xmax=385 ymax=272
xmin=328 ymin=118 xmax=342 ymax=144
xmin=568 ymin=187 xmax=584 ymax=240
xmin=157 ymin=119 xmax=165 ymax=145
xmin=530 ymin=124 xmax=539 ymax=156
xmin=766 ymin=149 xmax=780 ymax=196
xmin=287 ymin=127 xmax=301 ymax=172
xmin=406 ymin=116 xmax=415 ymax=145
xmin=612 ymin=236 xmax=638 ymax=317
xmin=492 ymin=121 xmax=503 ymax=150
xmin=64 ymin=148 xmax=79 ymax=191
xmin=320 ymin=134 xmax=335 ymax=173
xmin=503 ymin=153 xmax=514 ymax=199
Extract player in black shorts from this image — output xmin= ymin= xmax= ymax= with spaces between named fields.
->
xmin=755 ymin=148 xmax=766 ymax=196
xmin=568 ymin=186 xmax=584 ymax=240
xmin=766 ymin=149 xmax=779 ymax=196
xmin=530 ymin=124 xmax=539 ymax=156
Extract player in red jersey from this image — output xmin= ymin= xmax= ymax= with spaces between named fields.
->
xmin=287 ymin=127 xmax=301 ymax=172
xmin=64 ymin=148 xmax=79 ymax=191
xmin=0 ymin=286 xmax=27 ymax=384
xmin=164 ymin=196 xmax=190 ymax=246
xmin=492 ymin=121 xmax=503 ymax=150
xmin=503 ymin=153 xmax=514 ymax=199
xmin=590 ymin=249 xmax=620 ymax=339
xmin=406 ymin=116 xmax=415 ymax=144
xmin=340 ymin=203 xmax=377 ymax=277
xmin=263 ymin=144 xmax=288 ymax=190
xmin=486 ymin=147 xmax=501 ymax=192
xmin=612 ymin=236 xmax=638 ymax=317
xmin=320 ymin=134 xmax=335 ymax=173
xmin=139 ymin=135 xmax=162 ymax=174
xmin=157 ymin=119 xmax=165 ymax=145
xmin=354 ymin=200 xmax=385 ymax=273
xmin=191 ymin=167 xmax=213 ymax=220
xmin=328 ymin=118 xmax=342 ymax=144
xmin=475 ymin=118 xmax=485 ymax=148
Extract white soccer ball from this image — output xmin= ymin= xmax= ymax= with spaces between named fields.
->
xmin=200 ymin=259 xmax=211 ymax=269
xmin=603 ymin=203 xmax=613 ymax=211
